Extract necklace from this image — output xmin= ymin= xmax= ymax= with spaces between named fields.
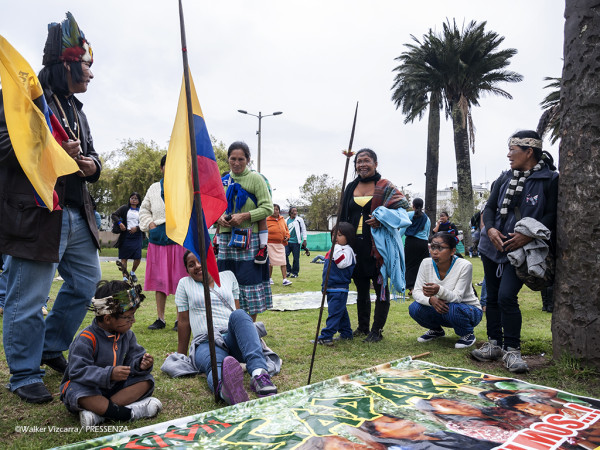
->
xmin=53 ymin=94 xmax=80 ymax=141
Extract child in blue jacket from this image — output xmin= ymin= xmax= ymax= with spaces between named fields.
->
xmin=317 ymin=222 xmax=357 ymax=345
xmin=60 ymin=277 xmax=162 ymax=427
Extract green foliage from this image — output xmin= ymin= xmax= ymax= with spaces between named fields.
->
xmin=89 ymin=139 xmax=166 ymax=215
xmin=298 ymin=174 xmax=341 ymax=230
xmin=89 ymin=136 xmax=229 ymax=216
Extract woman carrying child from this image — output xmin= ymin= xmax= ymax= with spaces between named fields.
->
xmin=316 ymin=222 xmax=357 ymax=345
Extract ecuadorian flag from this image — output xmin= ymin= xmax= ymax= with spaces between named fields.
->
xmin=164 ymin=70 xmax=226 ymax=286
xmin=0 ymin=35 xmax=78 ymax=210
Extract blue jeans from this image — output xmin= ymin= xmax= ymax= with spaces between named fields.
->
xmin=2 ymin=207 xmax=101 ymax=390
xmin=319 ymin=290 xmax=352 ymax=340
xmin=285 ymin=242 xmax=301 ymax=276
xmin=481 ymin=254 xmax=524 ymax=349
xmin=480 ymin=278 xmax=487 ymax=308
xmin=194 ymin=309 xmax=268 ymax=393
xmin=408 ymin=301 xmax=483 ymax=337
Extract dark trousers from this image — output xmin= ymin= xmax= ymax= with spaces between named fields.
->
xmin=481 ymin=254 xmax=524 ymax=349
xmin=353 ymin=275 xmax=390 ymax=333
xmin=285 ymin=242 xmax=301 ymax=276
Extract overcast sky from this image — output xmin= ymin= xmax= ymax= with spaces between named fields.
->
xmin=1 ymin=1 xmax=565 ymax=207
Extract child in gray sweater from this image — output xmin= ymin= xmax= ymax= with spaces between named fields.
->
xmin=60 ymin=278 xmax=162 ymax=427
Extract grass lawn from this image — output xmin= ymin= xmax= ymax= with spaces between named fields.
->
xmin=0 ymin=252 xmax=598 ymax=448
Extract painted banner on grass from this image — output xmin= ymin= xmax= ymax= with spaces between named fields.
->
xmin=57 ymin=358 xmax=600 ymax=449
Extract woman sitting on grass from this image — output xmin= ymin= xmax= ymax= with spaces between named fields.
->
xmin=409 ymin=232 xmax=483 ymax=349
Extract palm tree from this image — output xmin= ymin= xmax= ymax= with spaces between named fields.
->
xmin=391 ymin=30 xmax=444 ymax=225
xmin=437 ymin=19 xmax=522 ymax=248
xmin=537 ymin=77 xmax=561 ymax=143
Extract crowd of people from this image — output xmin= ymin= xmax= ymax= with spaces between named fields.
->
xmin=0 ymin=12 xmax=559 ymax=432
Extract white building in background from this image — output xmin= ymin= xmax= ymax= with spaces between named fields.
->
xmin=436 ymin=181 xmax=490 ymax=217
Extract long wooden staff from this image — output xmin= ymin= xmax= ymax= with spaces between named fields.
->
xmin=307 ymin=102 xmax=359 ymax=385
xmin=178 ymin=0 xmax=220 ymax=403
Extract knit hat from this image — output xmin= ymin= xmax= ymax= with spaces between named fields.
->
xmin=42 ymin=12 xmax=93 ymax=66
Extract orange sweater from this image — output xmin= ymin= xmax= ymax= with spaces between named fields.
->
xmin=267 ymin=215 xmax=290 ymax=244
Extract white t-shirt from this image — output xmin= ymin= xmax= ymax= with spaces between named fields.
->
xmin=412 ymin=257 xmax=481 ymax=309
xmin=127 ymin=208 xmax=140 ymax=230
xmin=175 ymin=271 xmax=240 ymax=337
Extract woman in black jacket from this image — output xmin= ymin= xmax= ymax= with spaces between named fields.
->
xmin=111 ymin=193 xmax=143 ymax=282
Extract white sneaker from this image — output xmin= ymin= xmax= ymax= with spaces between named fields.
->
xmin=282 ymin=279 xmax=292 ymax=286
xmin=127 ymin=397 xmax=163 ymax=421
xmin=269 ymin=278 xmax=274 ymax=285
xmin=79 ymin=409 xmax=105 ymax=427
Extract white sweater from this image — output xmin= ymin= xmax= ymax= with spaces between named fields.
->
xmin=413 ymin=257 xmax=481 ymax=309
xmin=139 ymin=181 xmax=165 ymax=232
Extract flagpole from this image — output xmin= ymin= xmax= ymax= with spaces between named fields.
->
xmin=307 ymin=102 xmax=358 ymax=385
xmin=178 ymin=0 xmax=220 ymax=403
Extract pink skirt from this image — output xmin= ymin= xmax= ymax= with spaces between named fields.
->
xmin=267 ymin=243 xmax=286 ymax=266
xmin=144 ymin=243 xmax=188 ymax=295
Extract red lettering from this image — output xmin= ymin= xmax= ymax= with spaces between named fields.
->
xmin=150 ymin=435 xmax=170 ymax=448
xmin=208 ymin=419 xmax=232 ymax=428
xmin=531 ymin=422 xmax=576 ymax=437
xmin=564 ymin=403 xmax=597 ymax=413
xmin=199 ymin=424 xmax=215 ymax=433
xmin=511 ymin=429 xmax=561 ymax=450
xmin=164 ymin=424 xmax=203 ymax=441
xmin=545 ymin=414 xmax=585 ymax=430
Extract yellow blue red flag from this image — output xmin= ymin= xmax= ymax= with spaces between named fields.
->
xmin=164 ymin=70 xmax=226 ymax=286
xmin=0 ymin=35 xmax=78 ymax=210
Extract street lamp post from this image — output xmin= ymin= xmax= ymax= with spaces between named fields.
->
xmin=237 ymin=110 xmax=282 ymax=172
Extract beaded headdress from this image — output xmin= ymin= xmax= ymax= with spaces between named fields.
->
xmin=89 ymin=262 xmax=145 ymax=316
xmin=508 ymin=137 xmax=542 ymax=149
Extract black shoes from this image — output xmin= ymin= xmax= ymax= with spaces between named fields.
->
xmin=363 ymin=330 xmax=383 ymax=343
xmin=14 ymin=383 xmax=53 ymax=404
xmin=41 ymin=355 xmax=67 ymax=373
xmin=172 ymin=320 xmax=178 ymax=332
xmin=353 ymin=328 xmax=369 ymax=338
xmin=148 ymin=319 xmax=166 ymax=330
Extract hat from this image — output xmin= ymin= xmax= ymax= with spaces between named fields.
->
xmin=43 ymin=12 xmax=93 ymax=66
xmin=89 ymin=262 xmax=145 ymax=316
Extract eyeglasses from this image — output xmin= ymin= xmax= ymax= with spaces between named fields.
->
xmin=430 ymin=244 xmax=450 ymax=252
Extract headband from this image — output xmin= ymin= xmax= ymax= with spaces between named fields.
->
xmin=89 ymin=262 xmax=145 ymax=316
xmin=43 ymin=12 xmax=93 ymax=66
xmin=509 ymin=137 xmax=542 ymax=149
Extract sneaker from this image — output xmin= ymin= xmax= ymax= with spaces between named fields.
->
xmin=128 ymin=397 xmax=163 ymax=421
xmin=41 ymin=354 xmax=68 ymax=373
xmin=148 ymin=319 xmax=166 ymax=330
xmin=363 ymin=330 xmax=383 ymax=343
xmin=123 ymin=275 xmax=128 ymax=282
xmin=417 ymin=329 xmax=445 ymax=343
xmin=79 ymin=409 xmax=105 ymax=427
xmin=250 ymin=370 xmax=277 ymax=397
xmin=130 ymin=272 xmax=138 ymax=283
xmin=42 ymin=306 xmax=48 ymax=316
xmin=269 ymin=278 xmax=274 ymax=285
xmin=254 ymin=247 xmax=268 ymax=264
xmin=172 ymin=321 xmax=178 ymax=332
xmin=503 ymin=347 xmax=529 ymax=373
xmin=219 ymin=356 xmax=249 ymax=405
xmin=289 ymin=274 xmax=298 ymax=278
xmin=310 ymin=338 xmax=334 ymax=346
xmin=455 ymin=333 xmax=476 ymax=348
xmin=282 ymin=279 xmax=292 ymax=286
xmin=471 ymin=339 xmax=503 ymax=362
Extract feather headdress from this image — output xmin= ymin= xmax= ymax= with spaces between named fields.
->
xmin=43 ymin=12 xmax=93 ymax=66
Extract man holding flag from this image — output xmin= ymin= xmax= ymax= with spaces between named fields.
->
xmin=0 ymin=13 xmax=101 ymax=403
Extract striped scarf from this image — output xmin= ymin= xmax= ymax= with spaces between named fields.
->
xmin=500 ymin=160 xmax=545 ymax=219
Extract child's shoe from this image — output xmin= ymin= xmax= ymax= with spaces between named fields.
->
xmin=79 ymin=409 xmax=105 ymax=427
xmin=127 ymin=397 xmax=163 ymax=421
xmin=254 ymin=247 xmax=268 ymax=264
xmin=250 ymin=369 xmax=277 ymax=397
xmin=219 ymin=356 xmax=249 ymax=405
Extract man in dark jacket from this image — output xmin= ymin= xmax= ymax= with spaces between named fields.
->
xmin=0 ymin=12 xmax=101 ymax=403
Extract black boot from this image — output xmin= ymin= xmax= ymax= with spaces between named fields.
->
xmin=363 ymin=329 xmax=383 ymax=343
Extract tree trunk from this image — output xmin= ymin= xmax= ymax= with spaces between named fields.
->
xmin=552 ymin=0 xmax=600 ymax=368
xmin=424 ymin=91 xmax=441 ymax=231
xmin=451 ymin=104 xmax=474 ymax=251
